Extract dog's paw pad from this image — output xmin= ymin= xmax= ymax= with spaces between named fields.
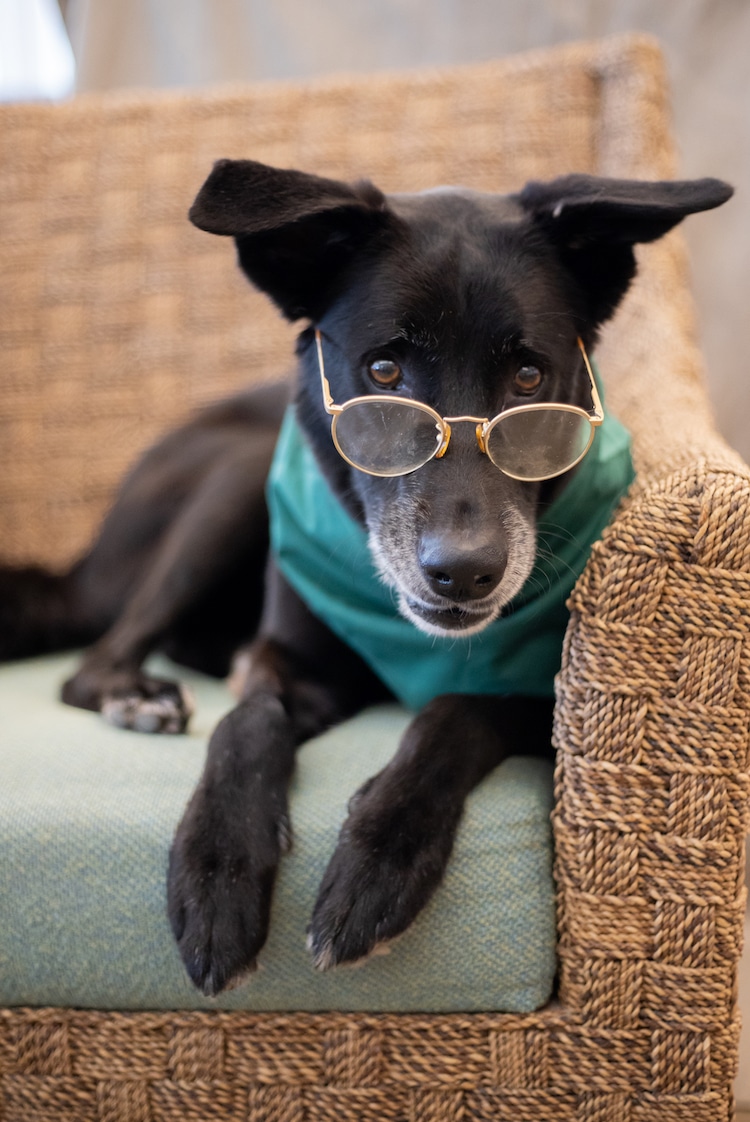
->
xmin=102 ymin=682 xmax=194 ymax=734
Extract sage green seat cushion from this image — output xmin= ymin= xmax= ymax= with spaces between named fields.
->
xmin=0 ymin=653 xmax=556 ymax=1012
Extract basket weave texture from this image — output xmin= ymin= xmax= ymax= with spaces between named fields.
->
xmin=1 ymin=32 xmax=749 ymax=1122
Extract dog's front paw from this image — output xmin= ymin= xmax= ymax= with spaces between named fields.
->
xmin=101 ymin=679 xmax=194 ymax=734
xmin=167 ymin=784 xmax=290 ymax=996
xmin=62 ymin=667 xmax=193 ymax=733
xmin=308 ymin=785 xmax=456 ymax=971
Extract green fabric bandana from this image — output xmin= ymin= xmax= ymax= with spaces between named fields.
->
xmin=267 ymin=375 xmax=634 ymax=711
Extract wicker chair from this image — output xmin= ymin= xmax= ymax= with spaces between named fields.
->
xmin=1 ymin=32 xmax=748 ymax=1122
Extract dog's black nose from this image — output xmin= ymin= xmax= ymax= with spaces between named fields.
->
xmin=418 ymin=532 xmax=506 ymax=602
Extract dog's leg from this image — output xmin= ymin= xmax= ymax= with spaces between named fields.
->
xmin=61 ymin=439 xmax=273 ymax=733
xmin=167 ymin=565 xmax=388 ymax=994
xmin=167 ymin=663 xmax=297 ymax=994
xmin=308 ymin=693 xmax=554 ymax=970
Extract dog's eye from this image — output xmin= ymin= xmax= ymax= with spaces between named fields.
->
xmin=368 ymin=359 xmax=402 ymax=388
xmin=513 ymin=365 xmax=543 ymax=394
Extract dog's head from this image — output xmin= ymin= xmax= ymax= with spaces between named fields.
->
xmin=191 ymin=162 xmax=731 ymax=636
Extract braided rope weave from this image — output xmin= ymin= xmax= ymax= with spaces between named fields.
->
xmin=1 ymin=33 xmax=748 ymax=1122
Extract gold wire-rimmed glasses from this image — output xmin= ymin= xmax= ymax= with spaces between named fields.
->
xmin=315 ymin=330 xmax=603 ymax=481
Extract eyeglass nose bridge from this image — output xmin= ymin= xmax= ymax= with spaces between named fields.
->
xmin=434 ymin=415 xmax=490 ymax=460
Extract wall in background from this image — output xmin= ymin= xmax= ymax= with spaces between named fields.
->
xmin=0 ymin=0 xmax=74 ymax=99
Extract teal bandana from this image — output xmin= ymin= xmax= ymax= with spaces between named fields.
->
xmin=267 ymin=375 xmax=634 ymax=711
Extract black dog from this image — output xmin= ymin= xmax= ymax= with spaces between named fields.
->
xmin=1 ymin=163 xmax=731 ymax=996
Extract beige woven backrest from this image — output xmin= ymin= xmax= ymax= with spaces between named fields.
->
xmin=0 ymin=33 xmax=740 ymax=569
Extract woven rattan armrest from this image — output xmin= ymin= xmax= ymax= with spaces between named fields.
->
xmin=548 ymin=199 xmax=750 ymax=1107
xmin=550 ymin=447 xmax=750 ymax=1100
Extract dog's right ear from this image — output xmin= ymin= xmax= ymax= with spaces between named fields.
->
xmin=190 ymin=159 xmax=392 ymax=320
xmin=516 ymin=174 xmax=733 ymax=328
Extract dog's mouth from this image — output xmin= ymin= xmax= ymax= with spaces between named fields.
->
xmin=399 ymin=593 xmax=499 ymax=637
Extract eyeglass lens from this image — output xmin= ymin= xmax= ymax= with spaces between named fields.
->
xmin=333 ymin=398 xmax=592 ymax=480
xmin=333 ymin=399 xmax=443 ymax=476
xmin=485 ymin=408 xmax=593 ymax=480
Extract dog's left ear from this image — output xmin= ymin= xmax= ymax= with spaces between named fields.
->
xmin=518 ymin=174 xmax=732 ymax=245
xmin=517 ymin=174 xmax=733 ymax=325
xmin=190 ymin=159 xmax=393 ymax=320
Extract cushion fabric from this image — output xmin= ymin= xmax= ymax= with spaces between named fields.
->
xmin=0 ymin=652 xmax=556 ymax=1012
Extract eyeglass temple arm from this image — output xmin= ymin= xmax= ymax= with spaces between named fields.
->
xmin=577 ymin=336 xmax=603 ymax=423
xmin=315 ymin=329 xmax=341 ymax=416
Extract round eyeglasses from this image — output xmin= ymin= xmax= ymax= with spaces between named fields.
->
xmin=315 ymin=330 xmax=603 ymax=482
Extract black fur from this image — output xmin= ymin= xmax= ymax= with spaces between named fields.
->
xmin=0 ymin=163 xmax=732 ymax=993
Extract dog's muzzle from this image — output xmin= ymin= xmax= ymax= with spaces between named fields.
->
xmin=366 ymin=497 xmax=537 ymax=639
xmin=394 ymin=530 xmax=509 ymax=635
